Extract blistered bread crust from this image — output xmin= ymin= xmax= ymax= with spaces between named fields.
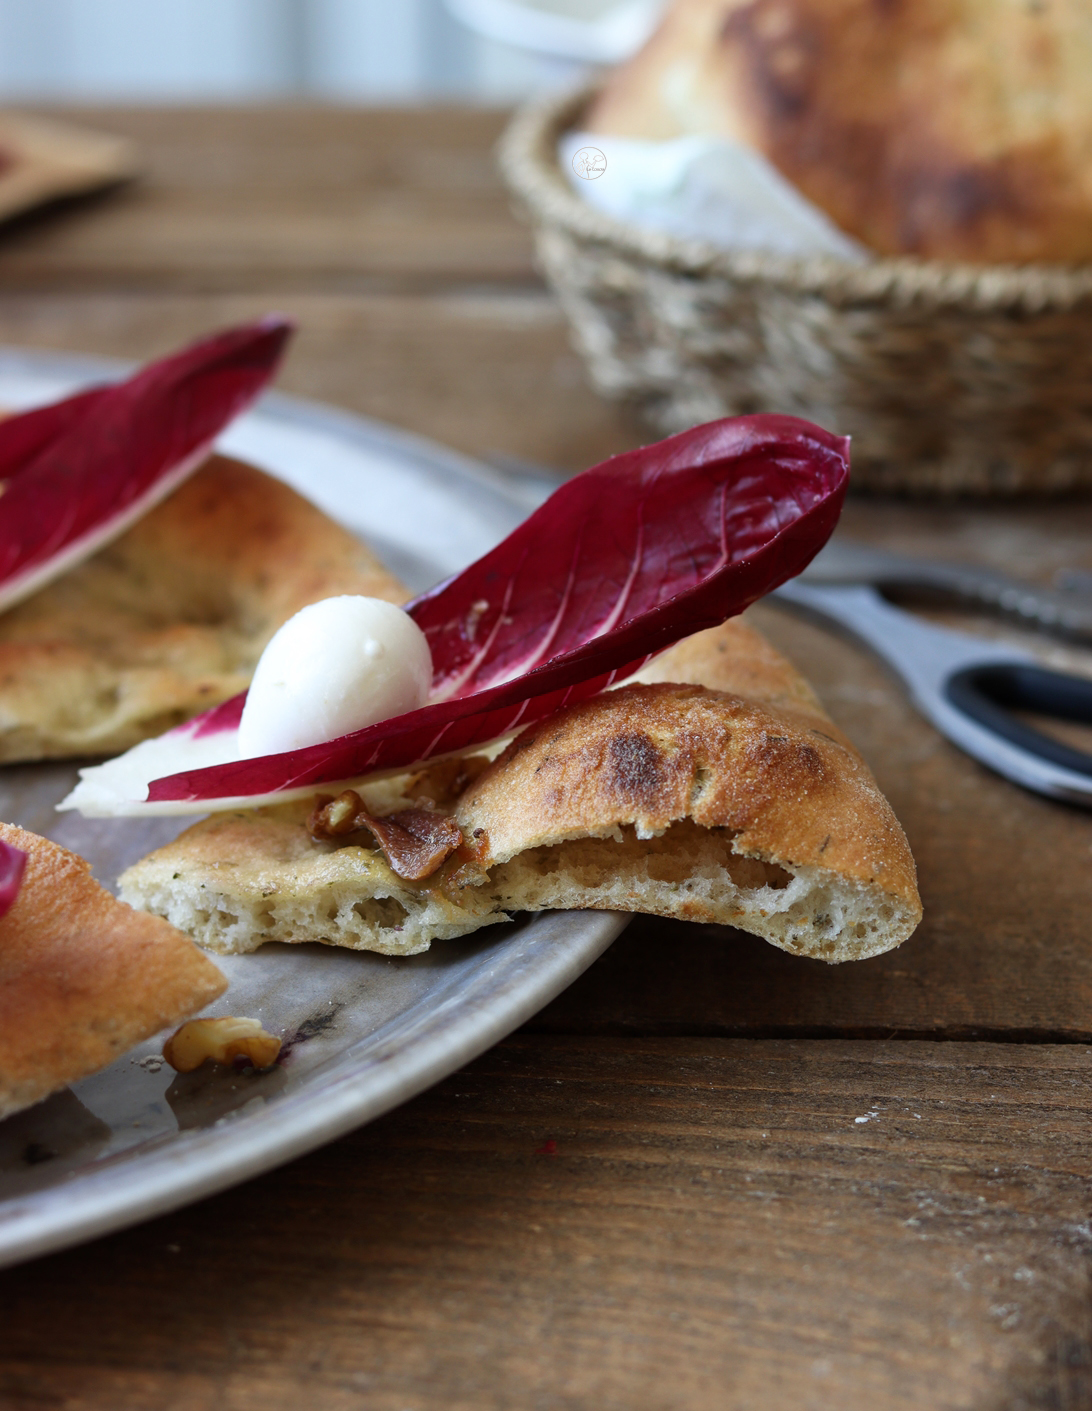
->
xmin=0 ymin=454 xmax=406 ymax=762
xmin=586 ymin=0 xmax=1092 ymax=263
xmin=453 ymin=679 xmax=920 ymax=960
xmin=0 ymin=822 xmax=226 ymax=1120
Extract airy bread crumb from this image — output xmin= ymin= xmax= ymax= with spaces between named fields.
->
xmin=120 ymin=800 xmax=503 ymax=958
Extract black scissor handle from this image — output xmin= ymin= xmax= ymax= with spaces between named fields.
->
xmin=945 ymin=664 xmax=1092 ymax=779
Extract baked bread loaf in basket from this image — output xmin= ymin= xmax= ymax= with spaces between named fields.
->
xmin=499 ymin=0 xmax=1092 ymax=496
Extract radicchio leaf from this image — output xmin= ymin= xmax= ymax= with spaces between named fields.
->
xmin=0 ymin=839 xmax=27 ymax=919
xmin=0 ymin=316 xmax=293 ymax=614
xmin=0 ymin=387 xmax=109 ymax=481
xmin=142 ymin=414 xmax=848 ymax=807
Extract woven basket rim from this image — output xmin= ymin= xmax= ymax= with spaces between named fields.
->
xmin=498 ymin=86 xmax=1092 ymax=313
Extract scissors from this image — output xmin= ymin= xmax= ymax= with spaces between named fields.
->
xmin=772 ymin=540 xmax=1092 ymax=808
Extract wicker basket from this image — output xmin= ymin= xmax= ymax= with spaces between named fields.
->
xmin=499 ymin=88 xmax=1092 ymax=495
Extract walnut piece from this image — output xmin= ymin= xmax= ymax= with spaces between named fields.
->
xmin=308 ymin=788 xmax=368 ymax=838
xmin=163 ymin=1016 xmax=281 ymax=1074
xmin=308 ymin=789 xmax=463 ymax=881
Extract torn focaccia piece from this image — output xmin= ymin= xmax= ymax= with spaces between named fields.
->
xmin=449 ymin=679 xmax=918 ymax=962
xmin=119 ymin=617 xmax=921 ymax=963
xmin=0 ymin=822 xmax=226 ymax=1120
xmin=0 ymin=454 xmax=406 ymax=763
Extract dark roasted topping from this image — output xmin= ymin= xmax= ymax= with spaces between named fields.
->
xmin=308 ymin=789 xmax=463 ymax=881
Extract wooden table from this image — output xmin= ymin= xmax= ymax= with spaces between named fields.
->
xmin=4 ymin=107 xmax=1092 ymax=1411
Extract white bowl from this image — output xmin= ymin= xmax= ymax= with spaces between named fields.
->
xmin=443 ymin=0 xmax=663 ymax=63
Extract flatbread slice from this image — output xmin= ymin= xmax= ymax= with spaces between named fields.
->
xmin=119 ymin=618 xmax=921 ymax=963
xmin=0 ymin=822 xmax=226 ymax=1120
xmin=0 ymin=453 xmax=406 ymax=763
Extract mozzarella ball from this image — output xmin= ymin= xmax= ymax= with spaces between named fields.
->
xmin=237 ymin=596 xmax=432 ymax=757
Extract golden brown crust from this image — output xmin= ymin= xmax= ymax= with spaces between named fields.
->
xmin=0 ymin=822 xmax=227 ymax=1119
xmin=121 ymin=616 xmax=920 ymax=960
xmin=455 ymin=681 xmax=919 ymax=916
xmin=0 ymin=454 xmax=407 ymax=762
xmin=586 ymin=0 xmax=1092 ymax=263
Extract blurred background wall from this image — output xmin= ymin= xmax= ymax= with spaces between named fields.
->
xmin=0 ymin=0 xmax=591 ymax=104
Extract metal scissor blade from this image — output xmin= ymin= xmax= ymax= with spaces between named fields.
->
xmin=773 ymin=579 xmax=1092 ymax=807
xmin=800 ymin=539 xmax=1092 ymax=644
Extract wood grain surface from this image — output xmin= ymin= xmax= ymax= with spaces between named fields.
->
xmin=7 ymin=1040 xmax=1092 ymax=1411
xmin=2 ymin=105 xmax=1092 ymax=1411
xmin=0 ymin=107 xmax=535 ymax=293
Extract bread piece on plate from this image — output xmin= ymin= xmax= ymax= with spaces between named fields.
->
xmin=118 ymin=794 xmax=504 ymax=959
xmin=0 ymin=822 xmax=226 ymax=1120
xmin=585 ymin=0 xmax=1092 ymax=263
xmin=0 ymin=454 xmax=406 ymax=764
xmin=453 ymin=678 xmax=918 ymax=962
xmin=119 ymin=617 xmax=921 ymax=963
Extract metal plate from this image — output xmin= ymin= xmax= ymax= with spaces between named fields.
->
xmin=0 ymin=348 xmax=627 ymax=1269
